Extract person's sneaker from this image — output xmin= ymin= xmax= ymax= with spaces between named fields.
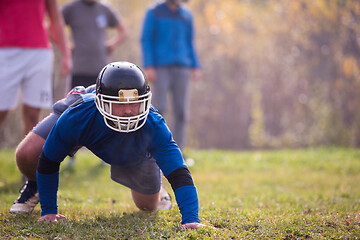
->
xmin=157 ymin=186 xmax=172 ymax=210
xmin=10 ymin=181 xmax=39 ymax=213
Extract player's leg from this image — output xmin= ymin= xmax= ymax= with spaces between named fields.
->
xmin=130 ymin=190 xmax=160 ymax=211
xmin=16 ymin=132 xmax=45 ymax=180
xmin=131 ymin=184 xmax=171 ymax=211
xmin=10 ymin=113 xmax=58 ymax=213
xmin=16 ymin=112 xmax=61 ymax=180
xmin=10 ymin=131 xmax=44 ymax=213
xmin=110 ymin=158 xmax=172 ymax=211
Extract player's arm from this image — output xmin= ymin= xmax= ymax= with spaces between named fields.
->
xmin=36 ymin=110 xmax=78 ymax=222
xmin=160 ymin=148 xmax=207 ymax=229
xmin=150 ymin=117 xmax=200 ymax=226
xmin=165 ymin=166 xmax=200 ymax=225
xmin=37 ymin=151 xmax=61 ymax=220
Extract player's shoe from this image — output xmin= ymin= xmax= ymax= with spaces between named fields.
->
xmin=10 ymin=181 xmax=39 ymax=213
xmin=157 ymin=186 xmax=172 ymax=210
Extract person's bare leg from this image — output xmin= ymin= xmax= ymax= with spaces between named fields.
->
xmin=22 ymin=104 xmax=40 ymax=137
xmin=10 ymin=131 xmax=44 ymax=213
xmin=131 ymin=189 xmax=160 ymax=211
xmin=0 ymin=110 xmax=9 ymax=128
xmin=15 ymin=132 xmax=45 ymax=180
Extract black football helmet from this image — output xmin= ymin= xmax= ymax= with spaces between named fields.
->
xmin=95 ymin=62 xmax=152 ymax=133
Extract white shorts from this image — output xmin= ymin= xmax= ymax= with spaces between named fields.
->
xmin=0 ymin=48 xmax=54 ymax=110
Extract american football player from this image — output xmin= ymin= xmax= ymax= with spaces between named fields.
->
xmin=12 ymin=61 xmax=201 ymax=229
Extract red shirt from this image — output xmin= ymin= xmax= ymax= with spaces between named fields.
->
xmin=0 ymin=0 xmax=50 ymax=48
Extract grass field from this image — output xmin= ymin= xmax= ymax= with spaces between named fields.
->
xmin=0 ymin=147 xmax=359 ymax=239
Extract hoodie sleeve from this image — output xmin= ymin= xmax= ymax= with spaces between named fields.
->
xmin=140 ymin=9 xmax=156 ymax=67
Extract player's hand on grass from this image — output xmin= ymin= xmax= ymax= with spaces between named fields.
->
xmin=38 ymin=214 xmax=67 ymax=223
xmin=181 ymin=222 xmax=208 ymax=230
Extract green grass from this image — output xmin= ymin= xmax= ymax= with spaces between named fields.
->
xmin=1 ymin=148 xmax=360 ymax=239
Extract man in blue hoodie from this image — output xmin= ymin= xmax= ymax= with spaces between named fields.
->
xmin=140 ymin=0 xmax=201 ymax=151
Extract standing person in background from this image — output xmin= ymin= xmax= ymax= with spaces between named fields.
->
xmin=140 ymin=0 xmax=201 ymax=151
xmin=61 ymin=0 xmax=127 ymax=166
xmin=0 ymin=0 xmax=72 ymax=137
xmin=62 ymin=0 xmax=127 ymax=89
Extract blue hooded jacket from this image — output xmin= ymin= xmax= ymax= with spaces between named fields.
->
xmin=140 ymin=2 xmax=200 ymax=68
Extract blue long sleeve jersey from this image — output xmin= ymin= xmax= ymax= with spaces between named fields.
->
xmin=36 ymin=93 xmax=199 ymax=224
xmin=140 ymin=2 xmax=200 ymax=68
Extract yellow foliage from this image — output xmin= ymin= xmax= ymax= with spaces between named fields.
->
xmin=343 ymin=56 xmax=359 ymax=78
xmin=289 ymin=1 xmax=301 ymax=11
xmin=204 ymin=4 xmax=218 ymax=25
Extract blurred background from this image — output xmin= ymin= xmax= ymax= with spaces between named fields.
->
xmin=1 ymin=0 xmax=359 ymax=150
